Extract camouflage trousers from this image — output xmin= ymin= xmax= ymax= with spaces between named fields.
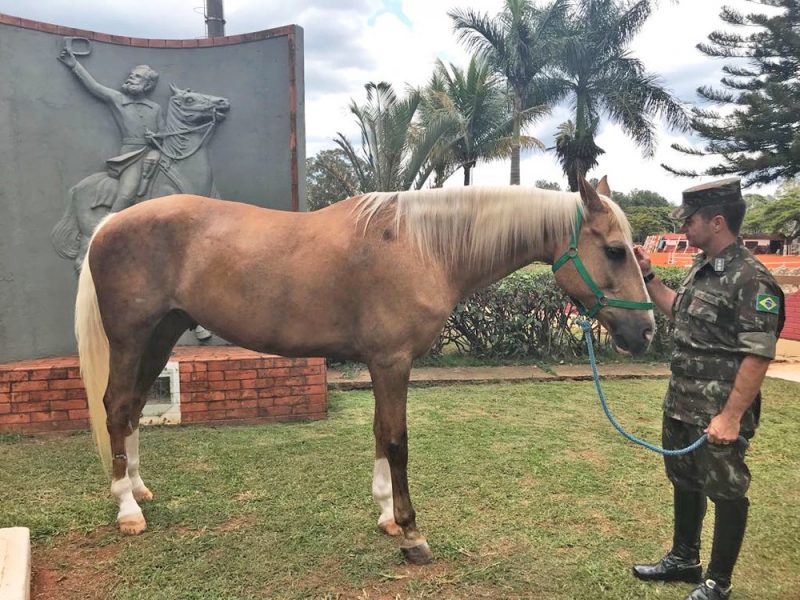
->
xmin=662 ymin=416 xmax=754 ymax=501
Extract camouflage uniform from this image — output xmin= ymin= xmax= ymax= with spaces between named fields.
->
xmin=663 ymin=241 xmax=784 ymax=500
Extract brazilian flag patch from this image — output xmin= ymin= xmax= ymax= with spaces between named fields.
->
xmin=756 ymin=294 xmax=780 ymax=314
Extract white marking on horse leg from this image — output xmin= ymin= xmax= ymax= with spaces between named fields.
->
xmin=126 ymin=429 xmax=153 ymax=502
xmin=111 ymin=474 xmax=146 ymax=534
xmin=372 ymin=458 xmax=400 ymax=535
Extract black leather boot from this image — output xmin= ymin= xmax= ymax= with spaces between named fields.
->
xmin=632 ymin=489 xmax=706 ymax=583
xmin=690 ymin=497 xmax=749 ymax=598
xmin=685 ymin=578 xmax=732 ymax=600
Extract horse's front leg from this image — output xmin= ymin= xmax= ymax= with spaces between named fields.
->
xmin=372 ymin=451 xmax=402 ymax=537
xmin=369 ymin=360 xmax=433 ymax=564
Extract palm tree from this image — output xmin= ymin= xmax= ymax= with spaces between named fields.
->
xmin=421 ymin=57 xmax=546 ymax=186
xmin=552 ymin=120 xmax=605 ymax=192
xmin=334 ymin=82 xmax=450 ymax=192
xmin=450 ymin=0 xmax=568 ymax=185
xmin=545 ymin=0 xmax=687 ymax=190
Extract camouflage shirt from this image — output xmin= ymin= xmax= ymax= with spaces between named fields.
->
xmin=665 ymin=241 xmax=784 ymax=432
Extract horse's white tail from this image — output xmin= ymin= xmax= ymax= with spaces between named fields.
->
xmin=75 ymin=216 xmax=115 ymax=472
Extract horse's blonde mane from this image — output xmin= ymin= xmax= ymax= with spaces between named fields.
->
xmin=353 ymin=186 xmax=631 ymax=267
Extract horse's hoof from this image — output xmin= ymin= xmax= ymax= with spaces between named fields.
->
xmin=379 ymin=519 xmax=403 ymax=537
xmin=133 ymin=487 xmax=154 ymax=503
xmin=401 ymin=540 xmax=433 ymax=565
xmin=118 ymin=514 xmax=147 ymax=535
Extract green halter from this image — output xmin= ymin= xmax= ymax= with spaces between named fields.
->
xmin=551 ymin=207 xmax=655 ymax=319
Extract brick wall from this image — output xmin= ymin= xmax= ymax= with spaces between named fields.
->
xmin=0 ymin=348 xmax=327 ymax=434
xmin=781 ymin=289 xmax=800 ymax=341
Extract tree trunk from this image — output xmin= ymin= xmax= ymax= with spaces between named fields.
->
xmin=510 ymin=95 xmax=521 ymax=185
xmin=463 ymin=161 xmax=474 ymax=186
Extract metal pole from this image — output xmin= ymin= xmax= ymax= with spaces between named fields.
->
xmin=205 ymin=0 xmax=226 ymax=37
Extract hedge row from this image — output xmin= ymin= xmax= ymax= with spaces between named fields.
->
xmin=430 ymin=267 xmax=686 ymax=360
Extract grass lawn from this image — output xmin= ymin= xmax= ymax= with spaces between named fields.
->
xmin=1 ymin=378 xmax=798 ymax=599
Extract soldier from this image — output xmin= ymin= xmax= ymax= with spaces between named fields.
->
xmin=631 ymin=178 xmax=784 ymax=600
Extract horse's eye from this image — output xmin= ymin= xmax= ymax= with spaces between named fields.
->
xmin=605 ymin=246 xmax=626 ymax=261
xmin=184 ymin=97 xmax=195 ymax=104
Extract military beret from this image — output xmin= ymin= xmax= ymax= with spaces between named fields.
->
xmin=669 ymin=177 xmax=743 ymax=221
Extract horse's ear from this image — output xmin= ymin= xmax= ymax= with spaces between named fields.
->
xmin=579 ymin=177 xmax=607 ymax=215
xmin=169 ymin=83 xmax=179 ymax=94
xmin=596 ymin=175 xmax=611 ymax=197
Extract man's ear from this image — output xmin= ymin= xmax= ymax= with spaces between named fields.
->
xmin=596 ymin=175 xmax=611 ymax=197
xmin=579 ymin=177 xmax=608 ymax=214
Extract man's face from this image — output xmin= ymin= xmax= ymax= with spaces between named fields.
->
xmin=680 ymin=211 xmax=720 ymax=250
xmin=122 ymin=68 xmax=151 ymax=96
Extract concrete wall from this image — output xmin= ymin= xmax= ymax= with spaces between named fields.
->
xmin=0 ymin=16 xmax=305 ymax=362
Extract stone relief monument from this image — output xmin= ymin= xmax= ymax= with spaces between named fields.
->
xmin=49 ymin=39 xmax=231 ymax=342
xmin=51 ymin=38 xmax=231 ymax=272
xmin=0 ymin=16 xmax=304 ymax=362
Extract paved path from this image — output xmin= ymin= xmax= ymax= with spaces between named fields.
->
xmin=329 ymin=339 xmax=800 ymax=389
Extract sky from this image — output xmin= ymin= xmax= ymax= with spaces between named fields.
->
xmin=0 ymin=0 xmax=783 ymax=205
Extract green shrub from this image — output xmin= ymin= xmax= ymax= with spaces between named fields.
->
xmin=430 ymin=266 xmax=685 ymax=360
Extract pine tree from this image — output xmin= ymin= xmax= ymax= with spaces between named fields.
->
xmin=664 ymin=0 xmax=800 ymax=185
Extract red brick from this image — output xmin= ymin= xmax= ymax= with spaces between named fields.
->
xmin=28 ymin=391 xmax=68 ymax=402
xmin=12 ymin=380 xmax=48 ymax=392
xmin=226 ymin=408 xmax=258 ymax=419
xmin=209 ymin=380 xmax=240 ymax=391
xmin=207 ymin=391 xmax=227 ymax=402
xmin=208 ymin=360 xmax=241 ymax=371
xmin=0 ymin=371 xmax=29 ymax=383
xmin=291 ymin=385 xmax=325 ymax=396
xmin=49 ymin=378 xmax=87 ymax=390
xmin=241 ymin=377 xmax=274 ymax=389
xmin=13 ymin=401 xmax=50 ymax=413
xmin=225 ymin=370 xmax=258 ymax=381
xmin=182 ymin=382 xmax=209 ymax=393
xmin=258 ymin=386 xmax=290 ymax=399
xmin=0 ymin=383 xmax=9 ymax=394
xmin=67 ymin=368 xmax=82 ymax=379
xmin=30 ymin=411 xmax=67 ymax=423
xmin=275 ymin=396 xmax=303 ymax=407
xmin=0 ymin=393 xmax=10 ymax=404
xmin=66 ymin=389 xmax=88 ymax=400
xmin=51 ymin=399 xmax=87 ymax=411
xmin=206 ymin=371 xmax=224 ymax=381
xmin=31 ymin=368 xmax=68 ymax=380
xmin=179 ymin=402 xmax=209 ymax=413
xmin=0 ymin=413 xmax=31 ymax=425
xmin=0 ymin=404 xmax=10 ymax=415
xmin=274 ymin=376 xmax=308 ymax=386
xmin=261 ymin=405 xmax=291 ymax=417
xmin=67 ymin=408 xmax=89 ymax=419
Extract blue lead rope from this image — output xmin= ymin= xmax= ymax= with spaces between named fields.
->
xmin=576 ymin=319 xmax=746 ymax=456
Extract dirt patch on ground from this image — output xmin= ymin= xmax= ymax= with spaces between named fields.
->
xmin=31 ymin=528 xmax=120 ymax=600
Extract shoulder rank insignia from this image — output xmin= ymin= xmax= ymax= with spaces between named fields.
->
xmin=713 ymin=257 xmax=725 ymax=272
xmin=756 ymin=294 xmax=780 ymax=314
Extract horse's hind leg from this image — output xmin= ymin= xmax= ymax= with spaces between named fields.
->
xmin=108 ymin=311 xmax=191 ymax=534
xmin=106 ymin=347 xmax=149 ymax=535
xmin=127 ymin=311 xmax=193 ymax=505
xmin=370 ymin=358 xmax=433 ymax=564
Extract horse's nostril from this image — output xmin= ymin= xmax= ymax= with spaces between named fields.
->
xmin=643 ymin=328 xmax=653 ymax=342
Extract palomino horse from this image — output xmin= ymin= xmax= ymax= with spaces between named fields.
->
xmin=75 ymin=177 xmax=654 ymax=564
xmin=51 ymin=85 xmax=230 ymax=270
